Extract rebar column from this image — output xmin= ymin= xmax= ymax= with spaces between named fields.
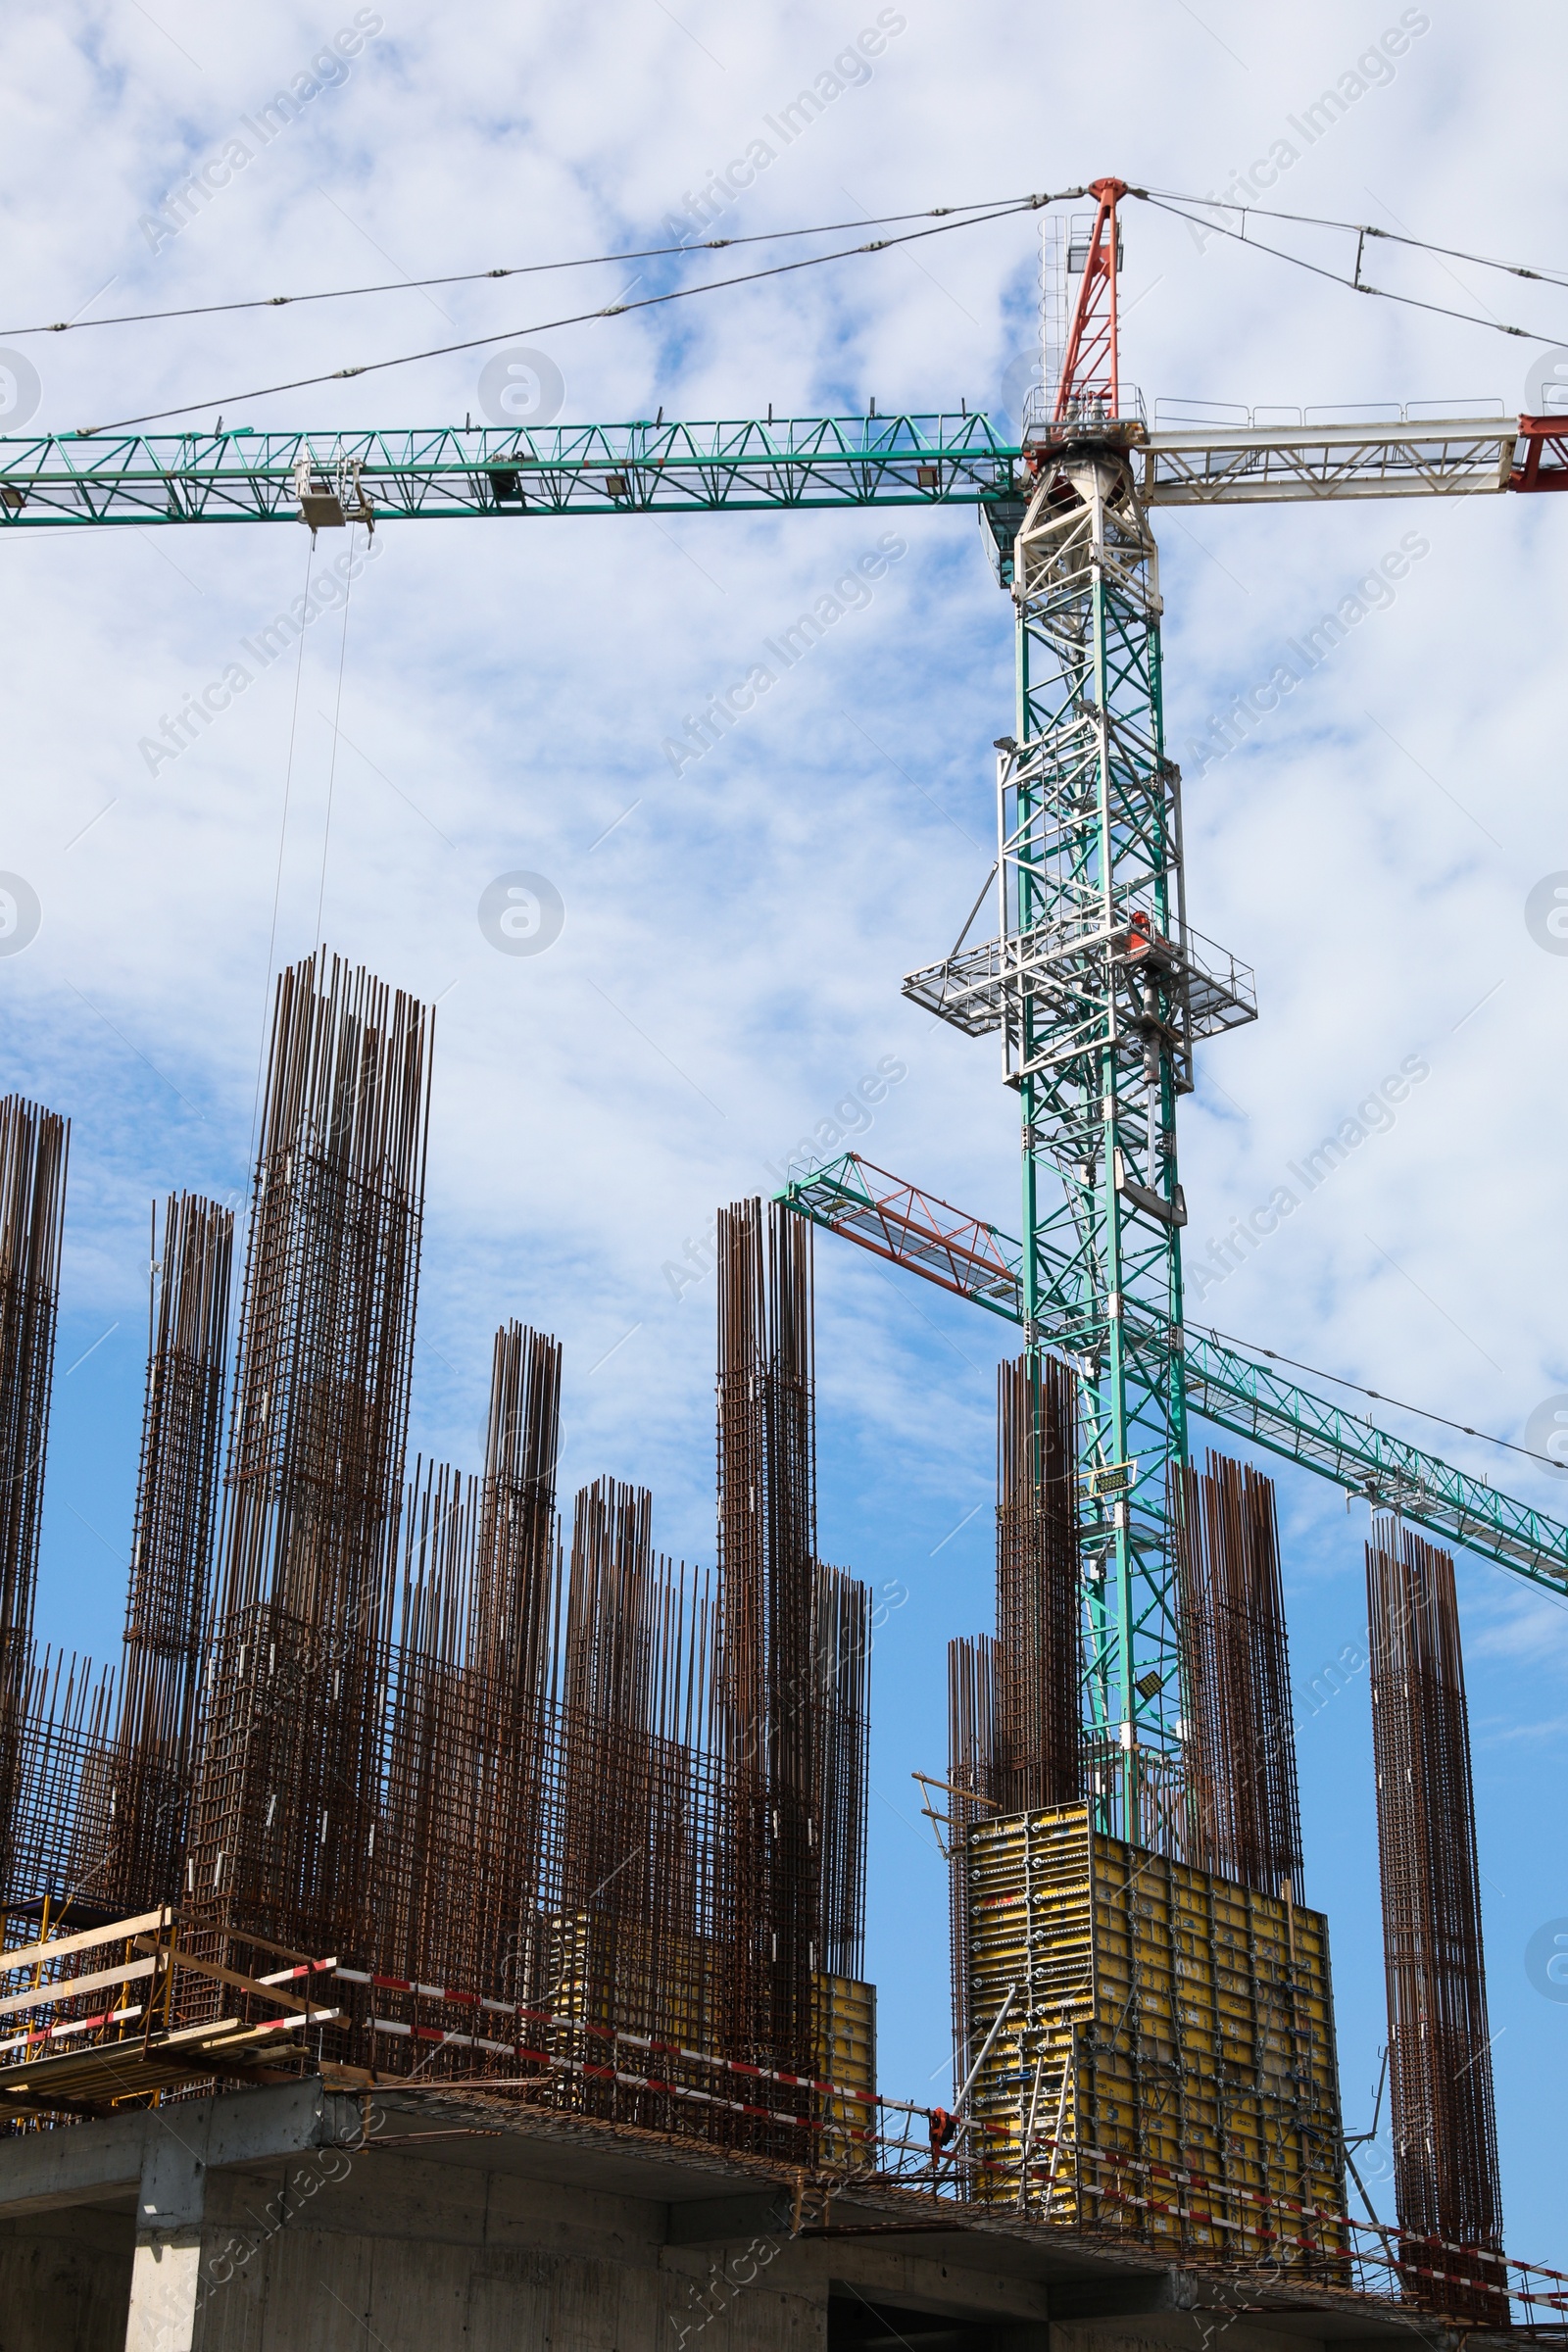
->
xmin=1367 ymin=1524 xmax=1506 ymax=2324
xmin=1175 ymin=1451 xmax=1301 ymax=1898
xmin=0 ymin=1097 xmax=69 ymax=1907
xmin=465 ymin=1321 xmax=562 ymax=2002
xmin=97 ymin=1195 xmax=232 ymax=1915
xmin=185 ymin=951 xmax=431 ymax=1966
xmin=715 ymin=1198 xmax=820 ymax=2104
xmin=995 ymin=1351 xmax=1081 ymax=1816
xmin=3 ymin=1647 xmax=115 ymax=1934
xmin=380 ymin=1457 xmax=478 ymax=1994
xmin=813 ymin=1561 xmax=870 ymax=1982
xmin=561 ymin=1480 xmax=658 ymax=1912
xmin=947 ymin=1632 xmax=996 ymax=2097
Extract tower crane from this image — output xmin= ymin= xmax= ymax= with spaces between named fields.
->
xmin=2 ymin=176 xmax=1563 ymax=1845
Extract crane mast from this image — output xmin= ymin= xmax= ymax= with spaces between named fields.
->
xmin=1013 ymin=431 xmax=1192 ymax=1843
xmin=907 ymin=183 xmax=1255 ymax=1843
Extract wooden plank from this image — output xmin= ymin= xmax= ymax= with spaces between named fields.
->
xmin=217 ymin=1924 xmax=323 ymax=1970
xmin=162 ymin=1943 xmax=312 ymax=2016
xmin=0 ymin=1908 xmax=170 ymax=1978
xmin=0 ymin=2008 xmax=339 ymax=2096
xmin=197 ymin=2011 xmax=338 ymax=2052
xmin=0 ymin=1954 xmax=158 ymax=2020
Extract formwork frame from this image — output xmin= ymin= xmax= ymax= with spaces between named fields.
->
xmin=964 ymin=1803 xmax=1346 ymax=2275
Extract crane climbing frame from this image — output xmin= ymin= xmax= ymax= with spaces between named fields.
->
xmin=2 ymin=179 xmax=1561 ymax=1847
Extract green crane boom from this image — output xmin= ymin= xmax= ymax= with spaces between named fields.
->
xmin=777 ymin=1151 xmax=1568 ymax=1598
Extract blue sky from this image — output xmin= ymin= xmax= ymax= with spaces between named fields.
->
xmin=1 ymin=0 xmax=1565 ymax=2263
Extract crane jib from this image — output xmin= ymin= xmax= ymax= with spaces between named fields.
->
xmin=0 ymin=412 xmax=1559 ymax=526
xmin=775 ymin=1152 xmax=1568 ymax=1604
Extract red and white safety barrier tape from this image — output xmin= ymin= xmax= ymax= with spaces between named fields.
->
xmin=335 ymin=1964 xmax=885 ymax=2119
xmin=327 ymin=1961 xmax=1564 ymax=2311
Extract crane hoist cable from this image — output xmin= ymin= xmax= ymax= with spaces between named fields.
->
xmin=1195 ymin=1321 xmax=1568 ymax=1475
xmin=314 ymin=520 xmax=359 ymax=940
xmin=1134 ymin=193 xmax=1560 ymax=342
xmin=246 ymin=533 xmax=318 ymax=1180
xmin=62 ymin=182 xmax=1567 ymax=438
xmin=74 ymin=192 xmax=1067 ymax=436
xmin=1137 ymin=186 xmax=1568 ymax=290
xmin=0 ymin=193 xmax=1065 ymax=340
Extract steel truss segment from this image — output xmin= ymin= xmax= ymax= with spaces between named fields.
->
xmin=1184 ymin=1331 xmax=1568 ymax=1594
xmin=905 ymin=441 xmax=1251 ymax=1216
xmin=1510 ymin=416 xmax=1568 ymax=491
xmin=1135 ymin=416 xmax=1518 ymax=506
xmin=778 ymin=1155 xmax=1568 ymax=1599
xmin=774 ymin=1154 xmax=1072 ymax=1326
xmin=0 ymin=416 xmax=1023 ymax=527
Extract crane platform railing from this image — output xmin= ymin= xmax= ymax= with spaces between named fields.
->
xmin=901 ymin=914 xmax=1257 ymax=1049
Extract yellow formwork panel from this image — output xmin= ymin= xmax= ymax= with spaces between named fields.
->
xmin=812 ymin=1970 xmax=876 ymax=2169
xmin=965 ymin=1804 xmax=1346 ymax=2270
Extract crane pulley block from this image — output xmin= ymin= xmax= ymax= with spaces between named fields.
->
xmin=290 ymin=452 xmax=374 ymax=535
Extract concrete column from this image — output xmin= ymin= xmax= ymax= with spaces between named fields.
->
xmin=124 ymin=2122 xmax=207 ymax=2352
